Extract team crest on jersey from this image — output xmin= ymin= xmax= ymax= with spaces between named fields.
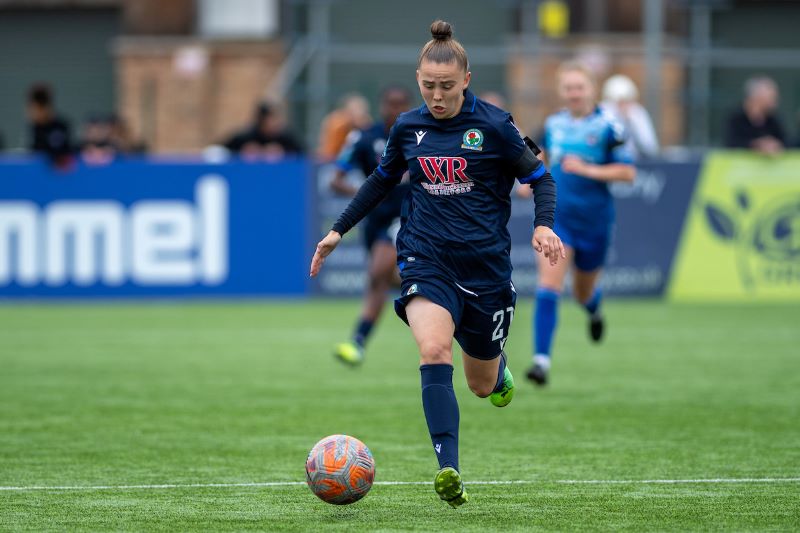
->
xmin=461 ymin=128 xmax=484 ymax=151
xmin=407 ymin=284 xmax=419 ymax=296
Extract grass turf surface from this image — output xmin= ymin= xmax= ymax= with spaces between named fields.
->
xmin=0 ymin=300 xmax=798 ymax=531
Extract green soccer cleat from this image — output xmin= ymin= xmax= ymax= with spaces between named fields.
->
xmin=434 ymin=467 xmax=469 ymax=508
xmin=333 ymin=341 xmax=364 ymax=366
xmin=489 ymin=365 xmax=514 ymax=407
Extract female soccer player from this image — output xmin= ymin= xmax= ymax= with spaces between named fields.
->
xmin=330 ymin=86 xmax=412 ymax=366
xmin=523 ymin=62 xmax=636 ymax=386
xmin=310 ymin=20 xmax=564 ymax=507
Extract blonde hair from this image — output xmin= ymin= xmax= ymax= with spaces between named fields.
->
xmin=557 ymin=61 xmax=596 ymax=87
xmin=418 ymin=20 xmax=469 ymax=72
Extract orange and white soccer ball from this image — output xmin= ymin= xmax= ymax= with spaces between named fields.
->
xmin=305 ymin=434 xmax=375 ymax=505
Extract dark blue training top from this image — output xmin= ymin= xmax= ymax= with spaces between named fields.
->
xmin=376 ymin=90 xmax=547 ymax=291
xmin=336 ymin=122 xmax=410 ymax=225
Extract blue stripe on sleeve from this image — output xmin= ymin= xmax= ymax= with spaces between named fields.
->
xmin=518 ymin=164 xmax=547 ymax=184
xmin=376 ymin=164 xmax=405 ymax=181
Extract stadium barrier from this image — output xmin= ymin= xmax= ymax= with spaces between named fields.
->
xmin=2 ymin=153 xmax=797 ymax=300
xmin=0 ymin=157 xmax=312 ymax=298
xmin=669 ymin=152 xmax=800 ymax=301
xmin=315 ymin=160 xmax=701 ymax=298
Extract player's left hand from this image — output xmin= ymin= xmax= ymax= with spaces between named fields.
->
xmin=532 ymin=226 xmax=566 ymax=266
xmin=310 ymin=230 xmax=342 ymax=277
xmin=561 ymin=155 xmax=592 ymax=177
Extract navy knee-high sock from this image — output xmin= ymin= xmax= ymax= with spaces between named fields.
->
xmin=420 ymin=364 xmax=460 ymax=472
xmin=534 ymin=288 xmax=560 ymax=358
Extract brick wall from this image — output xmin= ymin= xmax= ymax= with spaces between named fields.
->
xmin=508 ymin=35 xmax=685 ymax=146
xmin=115 ymin=38 xmax=285 ymax=153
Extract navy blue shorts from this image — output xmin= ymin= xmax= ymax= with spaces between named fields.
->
xmin=362 ymin=215 xmax=399 ymax=250
xmin=362 ymin=184 xmax=407 ymax=250
xmin=393 ymin=259 xmax=517 ymax=360
xmin=554 ymin=221 xmax=611 ymax=272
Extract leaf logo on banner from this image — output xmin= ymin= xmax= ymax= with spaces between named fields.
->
xmin=736 ymin=190 xmax=750 ymax=211
xmin=752 ymin=199 xmax=800 ymax=262
xmin=702 ymin=197 xmax=749 ymax=288
xmin=702 ymin=191 xmax=800 ymax=291
xmin=704 ymin=203 xmax=737 ymax=240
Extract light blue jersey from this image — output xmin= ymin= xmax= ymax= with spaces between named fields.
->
xmin=543 ymin=106 xmax=632 ymax=234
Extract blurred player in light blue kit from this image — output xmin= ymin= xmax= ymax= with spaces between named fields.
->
xmin=521 ymin=61 xmax=636 ymax=386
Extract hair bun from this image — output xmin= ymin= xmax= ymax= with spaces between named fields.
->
xmin=430 ymin=20 xmax=453 ymax=41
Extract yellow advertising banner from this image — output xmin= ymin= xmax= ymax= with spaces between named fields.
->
xmin=669 ymin=151 xmax=800 ymax=301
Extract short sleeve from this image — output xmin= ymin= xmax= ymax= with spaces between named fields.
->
xmin=375 ymin=121 xmax=407 ymax=180
xmin=497 ymin=114 xmax=528 ymax=163
xmin=605 ymin=118 xmax=633 ymax=164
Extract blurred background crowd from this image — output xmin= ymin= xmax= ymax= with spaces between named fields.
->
xmin=1 ymin=0 xmax=798 ymax=167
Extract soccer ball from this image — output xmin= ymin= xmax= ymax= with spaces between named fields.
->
xmin=305 ymin=434 xmax=375 ymax=505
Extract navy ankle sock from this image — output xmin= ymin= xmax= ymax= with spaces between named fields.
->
xmin=352 ymin=318 xmax=374 ymax=348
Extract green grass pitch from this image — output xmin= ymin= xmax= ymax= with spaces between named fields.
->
xmin=1 ymin=300 xmax=798 ymax=531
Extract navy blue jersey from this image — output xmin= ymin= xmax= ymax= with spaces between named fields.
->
xmin=337 ymin=122 xmax=410 ymax=226
xmin=376 ymin=91 xmax=547 ymax=291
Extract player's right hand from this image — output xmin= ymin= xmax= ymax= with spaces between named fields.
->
xmin=532 ymin=226 xmax=566 ymax=266
xmin=310 ymin=230 xmax=342 ymax=277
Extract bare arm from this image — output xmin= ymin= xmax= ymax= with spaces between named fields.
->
xmin=561 ymin=156 xmax=635 ymax=183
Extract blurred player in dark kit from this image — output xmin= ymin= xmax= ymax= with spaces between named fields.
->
xmin=330 ymin=86 xmax=413 ymax=365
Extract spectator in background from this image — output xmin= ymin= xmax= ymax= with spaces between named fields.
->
xmin=601 ymin=74 xmax=659 ymax=159
xmin=224 ymin=102 xmax=304 ymax=161
xmin=79 ymin=113 xmax=146 ymax=165
xmin=108 ymin=114 xmax=145 ymax=155
xmin=725 ymin=76 xmax=786 ymax=155
xmin=26 ymin=83 xmax=73 ymax=165
xmin=80 ymin=114 xmax=116 ymax=165
xmin=316 ymin=93 xmax=372 ymax=162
